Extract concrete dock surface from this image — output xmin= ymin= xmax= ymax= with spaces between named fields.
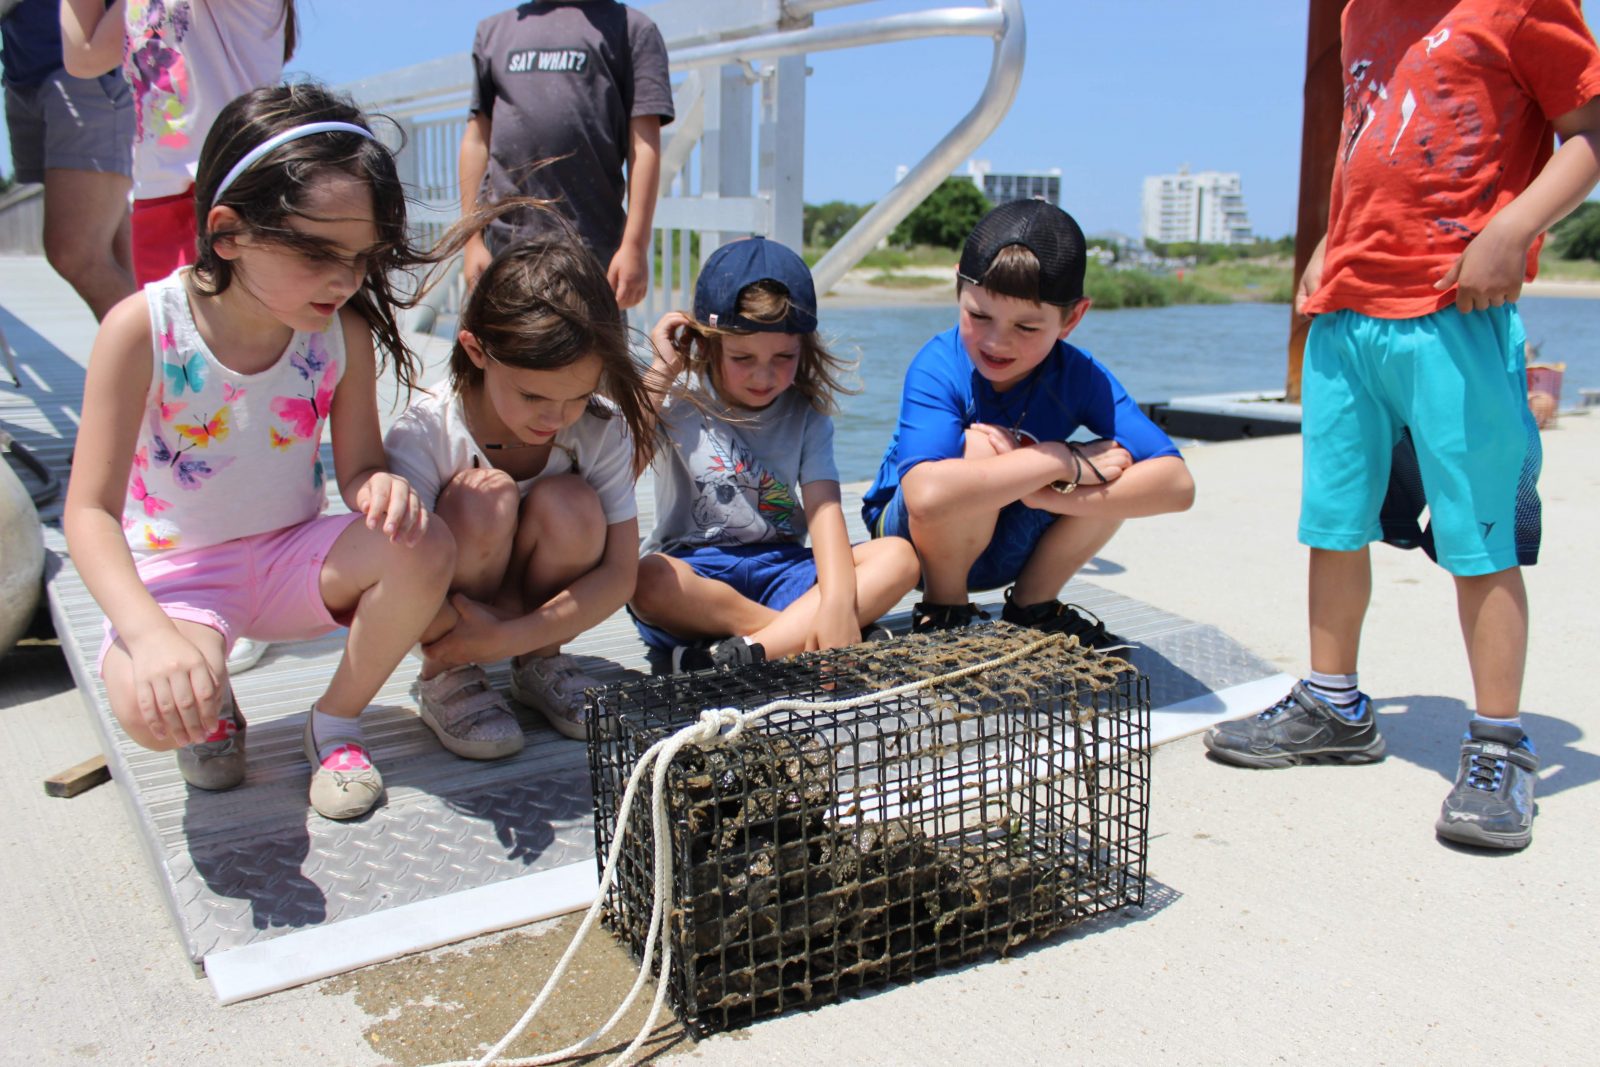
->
xmin=3 ymin=269 xmax=1598 ymax=1062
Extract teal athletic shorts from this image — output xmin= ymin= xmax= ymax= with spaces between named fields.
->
xmin=1299 ymin=305 xmax=1541 ymax=577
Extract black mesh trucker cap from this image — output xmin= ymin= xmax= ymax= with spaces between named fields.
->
xmin=957 ymin=199 xmax=1087 ymax=306
xmin=694 ymin=236 xmax=818 ymax=334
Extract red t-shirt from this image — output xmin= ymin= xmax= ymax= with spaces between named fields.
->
xmin=1304 ymin=0 xmax=1600 ymax=320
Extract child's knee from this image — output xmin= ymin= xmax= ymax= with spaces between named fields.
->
xmin=439 ymin=468 xmax=519 ymax=545
xmin=883 ymin=536 xmax=923 ymax=584
xmin=630 ymin=553 xmax=677 ymax=616
xmin=521 ymin=475 xmax=604 ymax=544
xmin=101 ymin=670 xmax=184 ymax=752
xmin=404 ymin=519 xmax=457 ymax=588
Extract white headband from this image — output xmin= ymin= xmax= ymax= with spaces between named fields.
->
xmin=210 ymin=121 xmax=379 ymax=207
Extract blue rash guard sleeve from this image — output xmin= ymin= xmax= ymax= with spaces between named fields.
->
xmin=892 ymin=335 xmax=971 ymax=479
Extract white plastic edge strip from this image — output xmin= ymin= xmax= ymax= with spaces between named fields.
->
xmin=205 ymin=861 xmax=599 ymax=1005
xmin=1151 ymin=672 xmax=1298 ymax=745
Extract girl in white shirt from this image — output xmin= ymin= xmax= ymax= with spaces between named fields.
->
xmin=385 ymin=238 xmax=655 ymax=752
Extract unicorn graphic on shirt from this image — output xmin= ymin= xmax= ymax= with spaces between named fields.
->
xmin=691 ymin=431 xmax=795 ymax=545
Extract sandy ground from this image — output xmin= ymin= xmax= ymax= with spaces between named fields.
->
xmin=1522 ymin=277 xmax=1600 ymax=299
xmin=819 ymin=266 xmax=1600 ymax=308
xmin=6 ymin=408 xmax=1599 ymax=1065
xmin=820 ymin=266 xmax=955 ymax=307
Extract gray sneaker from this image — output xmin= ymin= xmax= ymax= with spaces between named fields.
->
xmin=1436 ymin=720 xmax=1538 ymax=850
xmin=176 ymin=692 xmax=246 ymax=791
xmin=413 ymin=664 xmax=524 ymax=760
xmin=509 ymin=653 xmax=600 ymax=741
xmin=1204 ymin=681 xmax=1387 ymax=768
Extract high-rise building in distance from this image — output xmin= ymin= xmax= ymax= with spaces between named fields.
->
xmin=1141 ymin=166 xmax=1253 ymax=245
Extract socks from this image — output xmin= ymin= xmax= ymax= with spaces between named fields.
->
xmin=1306 ymin=671 xmax=1366 ymax=722
xmin=310 ymin=707 xmax=368 ymax=764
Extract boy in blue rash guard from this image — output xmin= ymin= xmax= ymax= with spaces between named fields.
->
xmin=862 ymin=200 xmax=1195 ymax=644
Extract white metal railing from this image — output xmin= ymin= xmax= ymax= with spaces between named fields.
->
xmin=343 ymin=0 xmax=1024 ymax=332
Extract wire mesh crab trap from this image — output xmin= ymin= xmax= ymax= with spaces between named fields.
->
xmin=588 ymin=623 xmax=1150 ymax=1037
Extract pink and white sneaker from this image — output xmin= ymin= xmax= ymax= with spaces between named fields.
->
xmin=301 ymin=716 xmax=384 ymax=820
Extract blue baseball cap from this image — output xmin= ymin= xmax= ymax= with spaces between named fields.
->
xmin=694 ymin=236 xmax=818 ymax=334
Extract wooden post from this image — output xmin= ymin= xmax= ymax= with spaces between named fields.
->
xmin=1288 ymin=0 xmax=1350 ymax=403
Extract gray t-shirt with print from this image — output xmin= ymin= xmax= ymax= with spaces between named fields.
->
xmin=642 ymin=390 xmax=840 ymax=556
xmin=470 ymin=1 xmax=674 ymax=263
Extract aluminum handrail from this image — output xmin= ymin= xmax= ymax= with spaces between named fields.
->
xmin=671 ymin=6 xmax=1004 ymax=69
xmin=811 ymin=0 xmax=1023 ymax=294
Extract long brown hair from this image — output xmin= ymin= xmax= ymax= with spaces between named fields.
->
xmin=451 ymin=236 xmax=658 ymax=474
xmin=678 ymin=281 xmax=856 ymax=415
xmin=192 ymin=82 xmax=426 ymax=395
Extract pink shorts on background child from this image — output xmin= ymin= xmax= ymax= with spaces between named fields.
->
xmin=97 ymin=513 xmax=360 ymax=674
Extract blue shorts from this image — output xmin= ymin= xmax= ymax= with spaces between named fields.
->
xmin=871 ymin=482 xmax=1054 ymax=592
xmin=631 ymin=543 xmax=818 ymax=650
xmin=1300 ymin=305 xmax=1541 ymax=577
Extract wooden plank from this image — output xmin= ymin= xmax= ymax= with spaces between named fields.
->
xmin=43 ymin=754 xmax=111 ymax=798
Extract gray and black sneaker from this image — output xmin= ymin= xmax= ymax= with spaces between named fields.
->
xmin=1204 ymin=681 xmax=1387 ymax=768
xmin=657 ymin=637 xmax=768 ymax=675
xmin=1435 ymin=720 xmax=1538 ymax=851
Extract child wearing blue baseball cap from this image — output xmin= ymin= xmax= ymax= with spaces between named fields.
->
xmin=631 ymin=236 xmax=921 ymax=672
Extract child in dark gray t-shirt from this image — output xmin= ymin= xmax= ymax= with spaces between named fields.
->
xmin=459 ymin=1 xmax=674 ymax=308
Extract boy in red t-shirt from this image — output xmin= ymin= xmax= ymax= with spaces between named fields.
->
xmin=1206 ymin=0 xmax=1600 ymax=851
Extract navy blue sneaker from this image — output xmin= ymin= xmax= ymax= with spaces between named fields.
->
xmin=1435 ymin=720 xmax=1538 ymax=851
xmin=1204 ymin=681 xmax=1386 ymax=768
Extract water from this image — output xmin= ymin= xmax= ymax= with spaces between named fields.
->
xmin=823 ymin=296 xmax=1599 ymax=482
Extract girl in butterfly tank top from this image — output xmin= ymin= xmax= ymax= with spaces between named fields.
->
xmin=64 ymin=84 xmax=456 ymax=822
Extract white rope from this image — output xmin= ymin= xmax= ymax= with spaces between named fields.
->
xmin=424 ymin=633 xmax=1069 ymax=1067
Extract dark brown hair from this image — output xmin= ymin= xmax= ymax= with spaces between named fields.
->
xmin=191 ymin=82 xmax=426 ymax=395
xmin=679 ymin=281 xmax=856 ymax=415
xmin=959 ymin=243 xmax=1083 ymax=313
xmin=451 ymin=237 xmax=657 ymax=474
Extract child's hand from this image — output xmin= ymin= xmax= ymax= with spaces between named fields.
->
xmin=129 ymin=629 xmax=222 ymax=746
xmin=423 ymin=594 xmax=508 ymax=668
xmin=355 ymin=472 xmax=428 ymax=546
xmin=965 ymin=422 xmax=1020 ymax=457
xmin=810 ymin=602 xmax=862 ymax=652
xmin=463 ymin=233 xmax=493 ymax=293
xmin=609 ymin=243 xmax=649 ymax=309
xmin=1295 ymin=241 xmax=1326 ymax=316
xmin=649 ymin=311 xmax=694 ymax=378
xmin=1435 ymin=217 xmax=1529 ymax=312
xmin=1071 ymin=439 xmax=1133 ymax=484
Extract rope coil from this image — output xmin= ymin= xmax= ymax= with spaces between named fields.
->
xmin=427 ymin=632 xmax=1072 ymax=1067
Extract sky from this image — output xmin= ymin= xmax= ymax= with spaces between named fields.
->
xmin=5 ymin=0 xmax=1596 ymax=239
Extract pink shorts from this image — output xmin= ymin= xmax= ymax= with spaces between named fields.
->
xmin=98 ymin=513 xmax=360 ymax=674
